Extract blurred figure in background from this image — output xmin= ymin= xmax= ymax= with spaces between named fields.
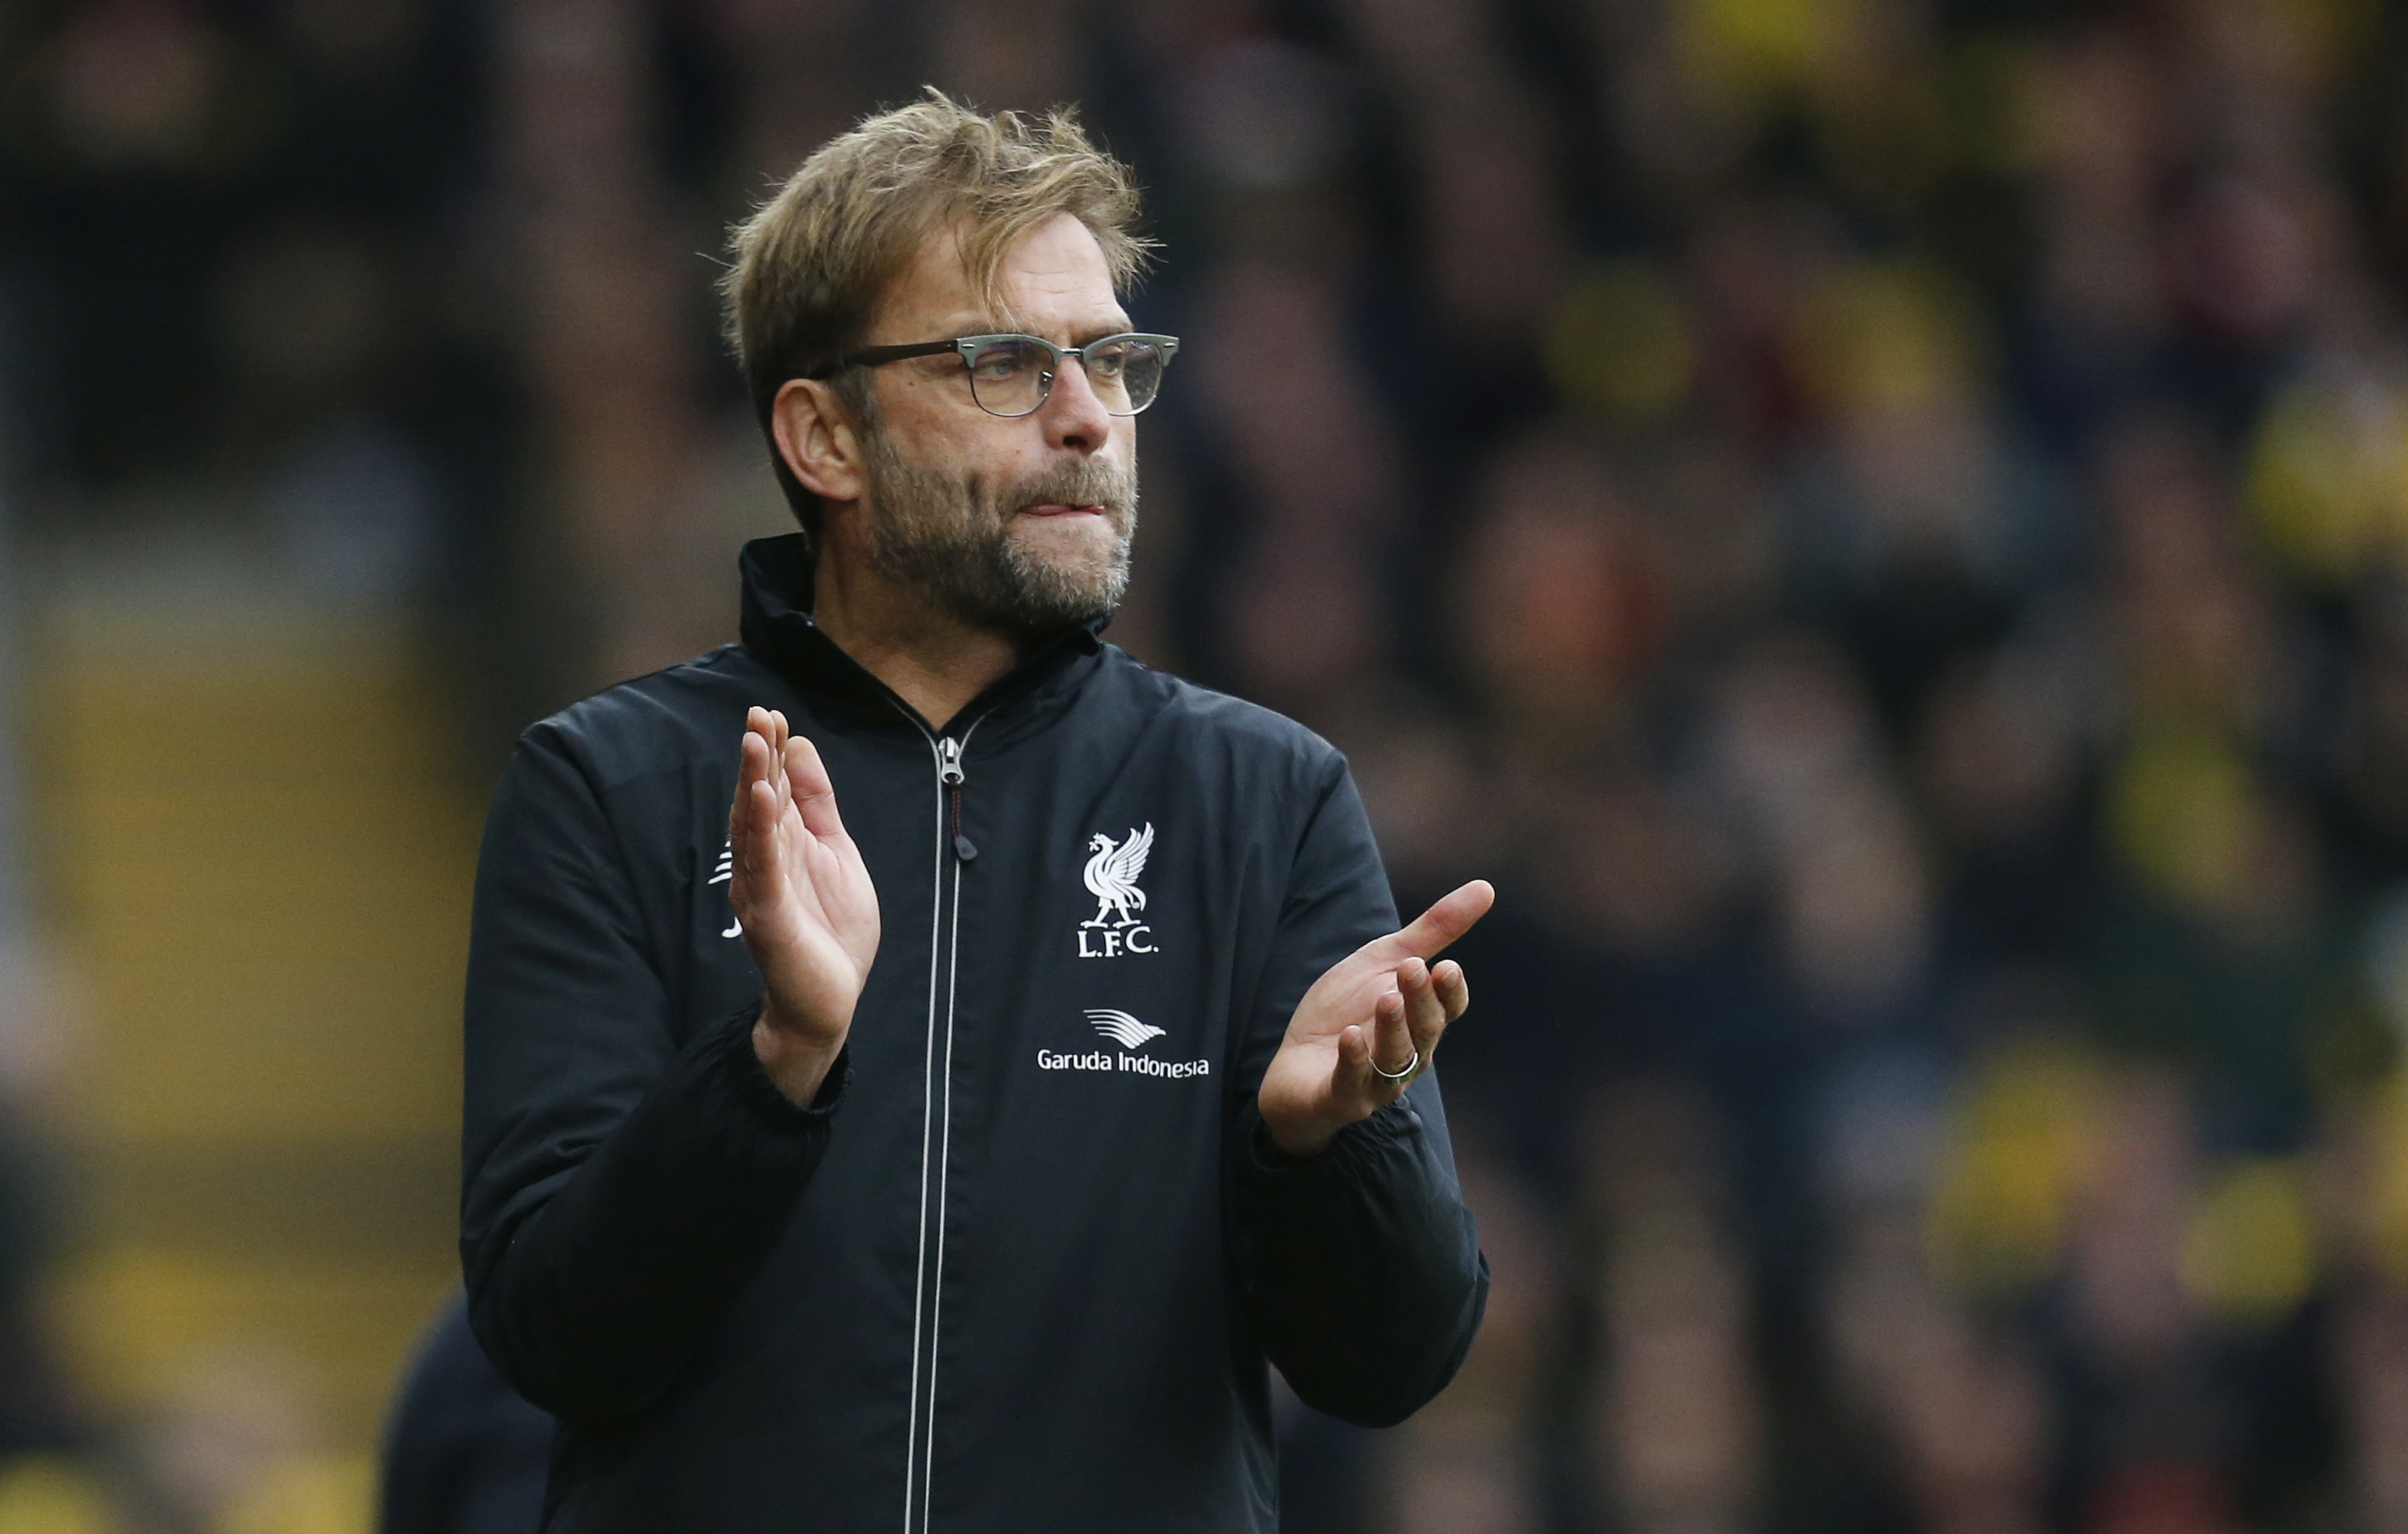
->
xmin=377 ymin=1296 xmax=550 ymax=1534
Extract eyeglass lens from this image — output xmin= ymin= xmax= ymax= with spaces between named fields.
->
xmin=967 ymin=337 xmax=1168 ymax=418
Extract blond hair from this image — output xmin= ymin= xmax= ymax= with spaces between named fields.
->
xmin=724 ymin=90 xmax=1154 ymax=534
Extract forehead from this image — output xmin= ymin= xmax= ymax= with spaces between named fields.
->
xmin=876 ymin=212 xmax=1125 ymax=339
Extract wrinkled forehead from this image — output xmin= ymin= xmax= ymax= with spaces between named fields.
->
xmin=874 ymin=213 xmax=1128 ymax=342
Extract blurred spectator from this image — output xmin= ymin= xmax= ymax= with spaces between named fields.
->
xmin=378 ymin=1295 xmax=551 ymax=1534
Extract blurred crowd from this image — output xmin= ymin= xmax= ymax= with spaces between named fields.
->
xmin=10 ymin=0 xmax=2408 ymax=1530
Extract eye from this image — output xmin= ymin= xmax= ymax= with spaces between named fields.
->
xmin=1086 ymin=340 xmax=1132 ymax=379
xmin=970 ymin=340 xmax=1043 ymax=381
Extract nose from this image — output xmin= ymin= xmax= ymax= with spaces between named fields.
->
xmin=1038 ymin=355 xmax=1114 ymax=455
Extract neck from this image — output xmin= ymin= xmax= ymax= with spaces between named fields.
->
xmin=810 ymin=537 xmax=1025 ymax=731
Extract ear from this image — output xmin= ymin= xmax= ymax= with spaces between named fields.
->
xmin=771 ymin=378 xmax=867 ymax=504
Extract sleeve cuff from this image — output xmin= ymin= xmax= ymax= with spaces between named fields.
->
xmin=1247 ymin=1095 xmax=1421 ymax=1174
xmin=715 ymin=1006 xmax=850 ymax=1127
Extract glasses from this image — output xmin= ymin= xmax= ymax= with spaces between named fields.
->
xmin=813 ymin=333 xmax=1181 ymax=418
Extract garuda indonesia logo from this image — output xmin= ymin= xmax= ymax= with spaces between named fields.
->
xmin=1078 ymin=823 xmax=1157 ymax=958
xmin=1087 ymin=1008 xmax=1165 ymax=1050
xmin=1036 ymin=1007 xmax=1209 ymax=1079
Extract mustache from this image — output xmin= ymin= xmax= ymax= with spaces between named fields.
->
xmin=993 ymin=458 xmax=1135 ymax=518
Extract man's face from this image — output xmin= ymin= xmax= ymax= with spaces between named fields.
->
xmin=852 ymin=212 xmax=1139 ymax=632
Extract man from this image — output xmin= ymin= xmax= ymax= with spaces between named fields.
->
xmin=460 ymin=94 xmax=1492 ymax=1532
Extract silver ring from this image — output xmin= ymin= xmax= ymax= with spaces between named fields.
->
xmin=1372 ymin=1047 xmax=1420 ymax=1083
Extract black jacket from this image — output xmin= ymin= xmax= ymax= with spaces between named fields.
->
xmin=459 ymin=534 xmax=1488 ymax=1532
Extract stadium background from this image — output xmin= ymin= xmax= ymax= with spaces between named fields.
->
xmin=5 ymin=0 xmax=2408 ymax=1529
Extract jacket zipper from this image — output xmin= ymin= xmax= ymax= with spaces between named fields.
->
xmin=939 ymin=737 xmax=976 ymax=861
xmin=896 ymin=708 xmax=984 ymax=1534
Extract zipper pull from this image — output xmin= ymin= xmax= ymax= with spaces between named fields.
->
xmin=938 ymin=737 xmax=977 ymax=862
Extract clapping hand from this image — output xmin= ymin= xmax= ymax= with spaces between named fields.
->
xmin=730 ymin=708 xmax=881 ymax=1105
xmin=1256 ymin=881 xmax=1494 ymax=1158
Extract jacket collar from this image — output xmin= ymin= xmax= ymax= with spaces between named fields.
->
xmin=737 ymin=534 xmax=1106 ymax=736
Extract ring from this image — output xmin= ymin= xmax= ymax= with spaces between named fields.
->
xmin=1372 ymin=1047 xmax=1420 ymax=1083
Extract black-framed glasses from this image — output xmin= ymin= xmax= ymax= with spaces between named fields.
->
xmin=813 ymin=333 xmax=1181 ymax=418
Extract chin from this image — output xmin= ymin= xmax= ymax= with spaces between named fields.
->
xmin=1010 ymin=511 xmax=1119 ymax=567
xmin=997 ymin=529 xmax=1127 ymax=628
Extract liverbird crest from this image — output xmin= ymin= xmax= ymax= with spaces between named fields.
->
xmin=1080 ymin=823 xmax=1154 ymax=929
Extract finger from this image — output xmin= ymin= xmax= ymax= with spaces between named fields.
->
xmin=1333 ymin=1023 xmax=1375 ymax=1106
xmin=1432 ymin=958 xmax=1470 ymax=1022
xmin=783 ymin=733 xmax=850 ymax=840
xmin=770 ymin=712 xmax=795 ymax=816
xmin=732 ymin=728 xmax=770 ymax=836
xmin=1371 ymin=989 xmax=1417 ymax=1081
xmin=741 ymin=778 xmax=784 ymax=885
xmin=1398 ymin=958 xmax=1447 ymax=1056
xmin=738 ymin=711 xmax=776 ymax=811
xmin=1380 ymin=879 xmax=1496 ymax=964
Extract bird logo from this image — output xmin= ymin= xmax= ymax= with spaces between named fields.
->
xmin=1081 ymin=823 xmax=1154 ymax=929
xmin=1087 ymin=1008 xmax=1165 ymax=1050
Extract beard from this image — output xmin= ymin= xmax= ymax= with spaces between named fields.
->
xmin=856 ymin=423 xmax=1138 ymax=633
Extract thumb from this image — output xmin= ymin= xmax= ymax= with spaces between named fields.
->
xmin=1381 ymin=879 xmax=1495 ymax=962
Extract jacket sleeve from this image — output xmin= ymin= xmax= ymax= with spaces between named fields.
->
xmin=1222 ymin=759 xmax=1489 ymax=1428
xmin=458 ymin=726 xmax=846 ymax=1427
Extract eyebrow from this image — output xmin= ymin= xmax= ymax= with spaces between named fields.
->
xmin=929 ymin=315 xmax=1136 ymax=345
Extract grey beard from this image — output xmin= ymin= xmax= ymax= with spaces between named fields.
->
xmin=857 ymin=428 xmax=1137 ymax=632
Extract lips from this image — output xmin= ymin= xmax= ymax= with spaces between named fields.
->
xmin=1020 ymin=502 xmax=1105 ymax=517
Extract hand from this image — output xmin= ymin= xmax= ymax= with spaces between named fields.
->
xmin=1256 ymin=880 xmax=1494 ymax=1158
xmin=730 ymin=708 xmax=881 ymax=1105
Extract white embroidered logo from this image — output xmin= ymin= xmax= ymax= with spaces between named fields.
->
xmin=1077 ymin=824 xmax=1157 ymax=958
xmin=711 ymin=839 xmax=741 ymax=938
xmin=1036 ymin=1008 xmax=1209 ymax=1079
xmin=1086 ymin=1008 xmax=1165 ymax=1050
xmin=1082 ymin=824 xmax=1152 ymax=926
